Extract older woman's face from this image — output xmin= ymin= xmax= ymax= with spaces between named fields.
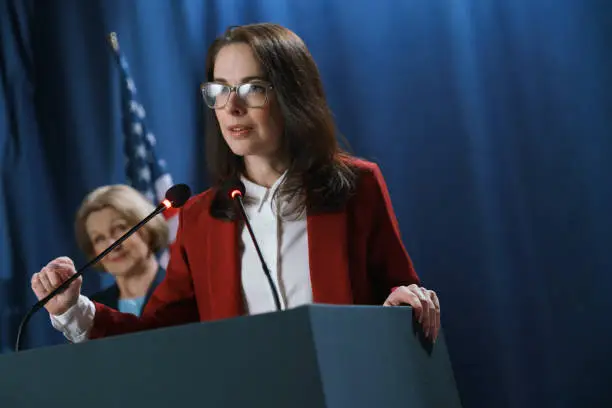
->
xmin=212 ymin=43 xmax=285 ymax=161
xmin=85 ymin=207 xmax=150 ymax=278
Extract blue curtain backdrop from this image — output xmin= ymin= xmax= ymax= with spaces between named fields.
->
xmin=1 ymin=1 xmax=611 ymax=407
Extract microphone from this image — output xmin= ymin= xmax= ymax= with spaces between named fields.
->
xmin=226 ymin=180 xmax=282 ymax=312
xmin=14 ymin=183 xmax=192 ymax=352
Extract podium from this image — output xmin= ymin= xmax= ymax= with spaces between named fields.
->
xmin=0 ymin=305 xmax=462 ymax=407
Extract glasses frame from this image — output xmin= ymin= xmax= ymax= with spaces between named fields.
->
xmin=200 ymin=81 xmax=274 ymax=109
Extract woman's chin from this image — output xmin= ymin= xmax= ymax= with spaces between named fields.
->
xmin=103 ymin=261 xmax=134 ymax=277
xmin=224 ymin=137 xmax=256 ymax=156
xmin=227 ymin=145 xmax=251 ymax=157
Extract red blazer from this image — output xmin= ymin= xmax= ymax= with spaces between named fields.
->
xmin=89 ymin=158 xmax=420 ymax=339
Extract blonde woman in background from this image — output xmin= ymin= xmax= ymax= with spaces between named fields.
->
xmin=74 ymin=185 xmax=169 ymax=316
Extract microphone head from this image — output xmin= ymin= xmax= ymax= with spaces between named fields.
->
xmin=165 ymin=184 xmax=192 ymax=208
xmin=220 ymin=178 xmax=245 ymax=200
xmin=229 ymin=181 xmax=246 ymax=200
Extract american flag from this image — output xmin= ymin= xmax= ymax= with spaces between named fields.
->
xmin=108 ymin=32 xmax=178 ymax=268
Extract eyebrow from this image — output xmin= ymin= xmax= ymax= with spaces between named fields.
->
xmin=87 ymin=218 xmax=126 ymax=235
xmin=213 ymin=76 xmax=267 ymax=83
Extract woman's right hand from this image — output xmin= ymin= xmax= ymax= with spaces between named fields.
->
xmin=31 ymin=256 xmax=82 ymax=316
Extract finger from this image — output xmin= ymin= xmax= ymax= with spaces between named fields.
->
xmin=410 ymin=286 xmax=434 ymax=337
xmin=418 ymin=288 xmax=434 ymax=338
xmin=419 ymin=288 xmax=436 ymax=340
xmin=383 ymin=293 xmax=399 ymax=306
xmin=429 ymin=290 xmax=441 ymax=341
xmin=405 ymin=285 xmax=428 ymax=327
xmin=49 ymin=259 xmax=74 ymax=274
xmin=52 ymin=261 xmax=75 ymax=283
xmin=46 ymin=267 xmax=62 ymax=288
xmin=54 ymin=256 xmax=75 ymax=267
xmin=65 ymin=272 xmax=83 ymax=289
xmin=37 ymin=269 xmax=54 ymax=293
xmin=397 ymin=286 xmax=424 ymax=322
xmin=49 ymin=259 xmax=78 ymax=279
xmin=54 ymin=266 xmax=74 ymax=282
xmin=384 ymin=287 xmax=416 ymax=306
xmin=31 ymin=273 xmax=45 ymax=296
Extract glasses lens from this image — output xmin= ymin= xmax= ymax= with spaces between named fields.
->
xmin=202 ymin=83 xmax=229 ymax=108
xmin=238 ymin=83 xmax=268 ymax=108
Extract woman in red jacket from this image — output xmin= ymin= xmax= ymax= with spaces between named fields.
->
xmin=31 ymin=23 xmax=441 ymax=344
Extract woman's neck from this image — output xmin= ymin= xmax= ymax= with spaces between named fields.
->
xmin=243 ymin=155 xmax=288 ymax=188
xmin=115 ymin=255 xmax=158 ymax=300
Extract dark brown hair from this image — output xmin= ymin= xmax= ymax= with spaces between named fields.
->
xmin=204 ymin=23 xmax=357 ymax=220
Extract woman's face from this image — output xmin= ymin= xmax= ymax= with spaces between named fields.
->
xmin=85 ymin=207 xmax=150 ymax=277
xmin=211 ymin=43 xmax=285 ymax=161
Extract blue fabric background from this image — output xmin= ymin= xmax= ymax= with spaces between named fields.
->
xmin=1 ymin=1 xmax=610 ymax=407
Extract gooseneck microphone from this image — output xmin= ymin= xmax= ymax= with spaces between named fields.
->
xmin=227 ymin=180 xmax=282 ymax=312
xmin=14 ymin=183 xmax=192 ymax=352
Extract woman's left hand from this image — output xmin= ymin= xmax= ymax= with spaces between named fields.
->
xmin=383 ymin=284 xmax=440 ymax=342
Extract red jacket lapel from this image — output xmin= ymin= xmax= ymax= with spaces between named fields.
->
xmin=206 ymin=217 xmax=243 ymax=318
xmin=307 ymin=210 xmax=353 ymax=304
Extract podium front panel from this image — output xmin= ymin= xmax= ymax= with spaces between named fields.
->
xmin=0 ymin=308 xmax=325 ymax=408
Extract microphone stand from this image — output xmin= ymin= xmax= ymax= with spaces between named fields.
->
xmin=231 ymin=190 xmax=282 ymax=312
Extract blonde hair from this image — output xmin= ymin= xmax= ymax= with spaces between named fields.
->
xmin=75 ymin=184 xmax=169 ymax=260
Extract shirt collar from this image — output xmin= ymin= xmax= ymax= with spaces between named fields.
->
xmin=239 ymin=170 xmax=288 ymax=200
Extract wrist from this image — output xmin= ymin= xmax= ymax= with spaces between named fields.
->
xmin=50 ymin=297 xmax=79 ymax=318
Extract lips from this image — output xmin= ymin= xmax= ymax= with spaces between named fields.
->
xmin=106 ymin=252 xmax=127 ymax=262
xmin=227 ymin=124 xmax=253 ymax=137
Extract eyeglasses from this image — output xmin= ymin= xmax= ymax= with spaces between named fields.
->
xmin=200 ymin=81 xmax=274 ymax=109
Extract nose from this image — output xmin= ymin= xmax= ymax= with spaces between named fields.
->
xmin=104 ymin=233 xmax=123 ymax=247
xmin=95 ymin=238 xmax=121 ymax=257
xmin=225 ymin=91 xmax=247 ymax=116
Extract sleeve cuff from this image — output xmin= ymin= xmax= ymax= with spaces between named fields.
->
xmin=50 ymin=295 xmax=95 ymax=343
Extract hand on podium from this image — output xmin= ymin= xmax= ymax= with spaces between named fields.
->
xmin=31 ymin=256 xmax=81 ymax=316
xmin=384 ymin=284 xmax=440 ymax=342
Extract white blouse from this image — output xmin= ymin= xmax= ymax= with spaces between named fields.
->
xmin=239 ymin=172 xmax=312 ymax=315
